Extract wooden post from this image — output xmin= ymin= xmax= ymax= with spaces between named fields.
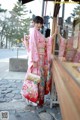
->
xmin=51 ymin=1 xmax=60 ymax=54
xmin=51 ymin=17 xmax=57 ymax=54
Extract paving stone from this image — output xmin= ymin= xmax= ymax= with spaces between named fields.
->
xmin=1 ymin=89 xmax=12 ymax=94
xmin=16 ymin=80 xmax=22 ymax=83
xmin=7 ymin=84 xmax=12 ymax=88
xmin=1 ymin=91 xmax=6 ymax=94
xmin=8 ymin=82 xmax=17 ymax=87
xmin=39 ymin=112 xmax=53 ymax=120
xmin=6 ymin=93 xmax=15 ymax=98
xmin=0 ymin=101 xmax=27 ymax=110
xmin=15 ymin=111 xmax=40 ymax=120
xmin=0 ymin=85 xmax=6 ymax=88
xmin=9 ymin=85 xmax=17 ymax=88
xmin=12 ymin=85 xmax=17 ymax=88
xmin=0 ymin=88 xmax=7 ymax=91
xmin=12 ymin=90 xmax=20 ymax=94
xmin=14 ymin=83 xmax=22 ymax=88
xmin=18 ymin=98 xmax=26 ymax=102
xmin=16 ymin=85 xmax=22 ymax=89
xmin=7 ymin=79 xmax=16 ymax=82
xmin=0 ymin=98 xmax=7 ymax=102
xmin=0 ymin=83 xmax=3 ymax=85
xmin=0 ymin=94 xmax=5 ymax=98
xmin=7 ymin=87 xmax=16 ymax=91
xmin=46 ymin=106 xmax=62 ymax=120
xmin=55 ymin=112 xmax=62 ymax=120
xmin=0 ymin=85 xmax=12 ymax=88
xmin=5 ymin=97 xmax=12 ymax=102
xmin=0 ymin=81 xmax=8 ymax=84
xmin=14 ymin=95 xmax=22 ymax=99
xmin=9 ymin=114 xmax=17 ymax=120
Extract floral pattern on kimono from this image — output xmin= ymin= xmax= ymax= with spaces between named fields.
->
xmin=73 ymin=50 xmax=80 ymax=63
xmin=21 ymin=80 xmax=38 ymax=103
xmin=66 ymin=37 xmax=74 ymax=50
xmin=44 ymin=37 xmax=52 ymax=94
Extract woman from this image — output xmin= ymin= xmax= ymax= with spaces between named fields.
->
xmin=21 ymin=16 xmax=57 ymax=107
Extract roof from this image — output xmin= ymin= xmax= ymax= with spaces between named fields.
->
xmin=19 ymin=0 xmax=80 ymax=17
xmin=20 ymin=0 xmax=80 ymax=3
xmin=19 ymin=0 xmax=34 ymax=4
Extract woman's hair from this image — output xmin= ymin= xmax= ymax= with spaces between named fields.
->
xmin=33 ymin=16 xmax=43 ymax=24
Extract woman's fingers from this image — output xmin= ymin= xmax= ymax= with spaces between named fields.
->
xmin=33 ymin=62 xmax=37 ymax=68
xmin=21 ymin=38 xmax=24 ymax=42
xmin=25 ymin=35 xmax=30 ymax=41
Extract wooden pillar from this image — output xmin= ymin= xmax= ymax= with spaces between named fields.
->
xmin=51 ymin=17 xmax=57 ymax=54
xmin=51 ymin=1 xmax=60 ymax=54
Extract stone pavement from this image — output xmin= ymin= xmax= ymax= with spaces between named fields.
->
xmin=0 ymin=71 xmax=62 ymax=120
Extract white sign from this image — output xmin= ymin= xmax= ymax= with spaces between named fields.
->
xmin=0 ymin=111 xmax=9 ymax=120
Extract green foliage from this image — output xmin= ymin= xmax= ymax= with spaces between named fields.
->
xmin=0 ymin=4 xmax=7 ymax=12
xmin=0 ymin=1 xmax=31 ymax=48
xmin=9 ymin=1 xmax=31 ymax=44
xmin=71 ymin=5 xmax=80 ymax=18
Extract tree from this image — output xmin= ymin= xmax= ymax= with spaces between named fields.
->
xmin=8 ymin=1 xmax=30 ymax=47
xmin=71 ymin=5 xmax=80 ymax=19
xmin=0 ymin=1 xmax=31 ymax=48
xmin=0 ymin=4 xmax=6 ymax=13
xmin=0 ymin=4 xmax=7 ymax=48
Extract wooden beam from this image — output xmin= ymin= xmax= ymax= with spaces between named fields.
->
xmin=19 ymin=0 xmax=34 ymax=4
xmin=51 ymin=0 xmax=61 ymax=54
xmin=52 ymin=60 xmax=80 ymax=120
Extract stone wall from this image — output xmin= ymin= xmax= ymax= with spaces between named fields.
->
xmin=9 ymin=58 xmax=28 ymax=72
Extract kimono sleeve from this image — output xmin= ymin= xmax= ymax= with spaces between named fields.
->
xmin=58 ymin=36 xmax=66 ymax=57
xmin=46 ymin=37 xmax=53 ymax=61
xmin=29 ymin=28 xmax=39 ymax=62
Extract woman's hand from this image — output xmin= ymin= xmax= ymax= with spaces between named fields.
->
xmin=33 ymin=62 xmax=37 ymax=68
xmin=21 ymin=35 xmax=29 ymax=41
xmin=21 ymin=38 xmax=24 ymax=42
xmin=24 ymin=35 xmax=30 ymax=41
xmin=21 ymin=35 xmax=29 ymax=49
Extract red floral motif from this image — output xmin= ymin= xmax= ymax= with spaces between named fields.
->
xmin=21 ymin=80 xmax=38 ymax=103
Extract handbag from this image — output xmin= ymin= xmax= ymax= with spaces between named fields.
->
xmin=25 ymin=65 xmax=41 ymax=83
xmin=21 ymin=80 xmax=38 ymax=102
xmin=27 ymin=72 xmax=41 ymax=83
xmin=21 ymin=65 xmax=40 ymax=103
xmin=38 ymin=48 xmax=45 ymax=55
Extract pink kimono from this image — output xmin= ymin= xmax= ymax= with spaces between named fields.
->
xmin=58 ymin=36 xmax=66 ymax=57
xmin=66 ymin=37 xmax=74 ymax=50
xmin=21 ymin=27 xmax=52 ymax=106
xmin=73 ymin=31 xmax=80 ymax=63
xmin=65 ymin=37 xmax=77 ymax=61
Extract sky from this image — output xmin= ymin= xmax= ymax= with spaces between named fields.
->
xmin=0 ymin=0 xmax=78 ymax=20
